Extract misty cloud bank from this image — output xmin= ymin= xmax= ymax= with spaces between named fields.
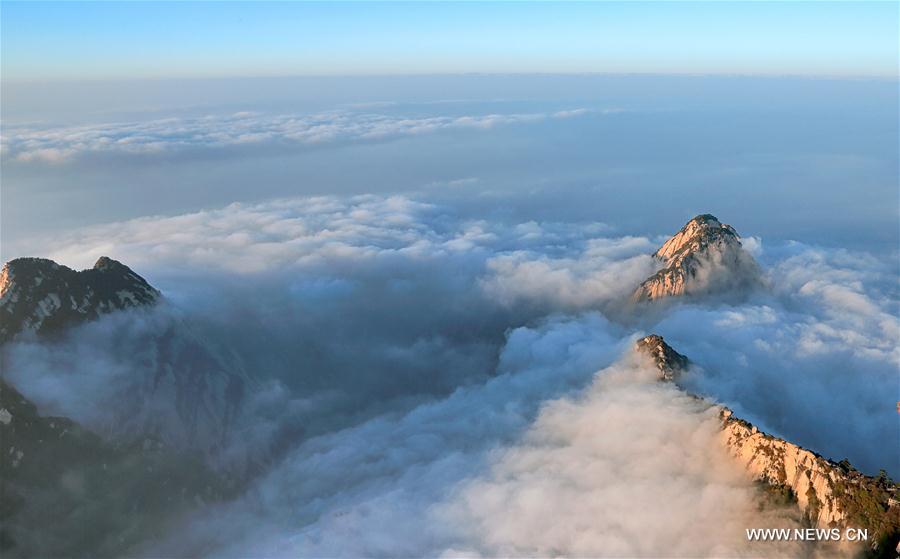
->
xmin=1 ymin=107 xmax=602 ymax=163
xmin=147 ymin=330 xmax=803 ymax=557
xmin=2 ymin=192 xmax=896 ymax=555
xmin=4 ymin=89 xmax=895 ymax=261
xmin=3 ymin=195 xmax=655 ymax=470
xmin=657 ymin=243 xmax=899 ymax=476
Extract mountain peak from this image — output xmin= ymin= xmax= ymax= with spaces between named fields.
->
xmin=93 ymin=255 xmax=123 ymax=270
xmin=0 ymin=256 xmax=160 ymax=344
xmin=632 ymin=214 xmax=762 ymax=302
xmin=652 ymin=214 xmax=739 ymax=266
xmin=634 ymin=334 xmax=689 ymax=380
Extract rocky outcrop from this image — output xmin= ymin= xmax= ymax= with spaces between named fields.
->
xmin=631 ymin=214 xmax=763 ymax=302
xmin=632 ymin=336 xmax=900 ymax=554
xmin=0 ymin=256 xmax=159 ymax=343
xmin=634 ymin=334 xmax=689 ymax=381
xmin=719 ymin=408 xmax=899 ymax=554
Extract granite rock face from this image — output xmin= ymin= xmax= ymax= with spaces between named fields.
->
xmin=0 ymin=256 xmax=159 ymax=343
xmin=719 ymin=408 xmax=899 ymax=554
xmin=632 ymin=336 xmax=900 ymax=554
xmin=632 ymin=214 xmax=763 ymax=302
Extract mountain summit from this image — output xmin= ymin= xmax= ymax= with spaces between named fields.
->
xmin=634 ymin=334 xmax=689 ymax=381
xmin=0 ymin=256 xmax=159 ymax=343
xmin=631 ymin=214 xmax=762 ymax=302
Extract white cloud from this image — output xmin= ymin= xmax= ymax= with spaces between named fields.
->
xmin=16 ymin=195 xmax=899 ymax=482
xmin=437 ymin=356 xmax=803 ymax=558
xmin=1 ymin=108 xmax=600 ymax=163
xmin=146 ymin=319 xmax=804 ymax=557
xmin=480 ymin=236 xmax=658 ymax=310
xmin=655 ymin=243 xmax=899 ymax=475
xmin=4 ymin=192 xmax=896 ymax=556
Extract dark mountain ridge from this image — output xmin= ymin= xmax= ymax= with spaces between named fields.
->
xmin=0 ymin=256 xmax=159 ymax=344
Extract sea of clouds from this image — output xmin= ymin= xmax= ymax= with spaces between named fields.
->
xmin=0 ymin=107 xmax=602 ymax=164
xmin=2 ymin=191 xmax=897 ymax=556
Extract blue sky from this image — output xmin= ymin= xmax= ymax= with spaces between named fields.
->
xmin=2 ymin=1 xmax=898 ymax=80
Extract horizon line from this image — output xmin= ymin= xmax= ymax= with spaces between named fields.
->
xmin=3 ymin=70 xmax=899 ymax=86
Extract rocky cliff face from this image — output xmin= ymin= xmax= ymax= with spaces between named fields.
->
xmin=634 ymin=336 xmax=900 ymax=554
xmin=0 ymin=256 xmax=159 ymax=343
xmin=719 ymin=409 xmax=899 ymax=553
xmin=631 ymin=214 xmax=763 ymax=302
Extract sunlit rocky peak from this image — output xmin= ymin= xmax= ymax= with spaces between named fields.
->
xmin=631 ymin=214 xmax=763 ymax=302
xmin=634 ymin=334 xmax=689 ymax=381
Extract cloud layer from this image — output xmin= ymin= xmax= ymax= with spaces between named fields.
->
xmin=4 ymin=195 xmax=652 ymax=472
xmin=437 ymin=355 xmax=805 ymax=558
xmin=146 ymin=320 xmax=804 ymax=558
xmin=2 ymin=192 xmax=896 ymax=556
xmin=8 ymin=193 xmax=897 ymax=474
xmin=1 ymin=108 xmax=600 ymax=163
xmin=659 ymin=243 xmax=899 ymax=475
